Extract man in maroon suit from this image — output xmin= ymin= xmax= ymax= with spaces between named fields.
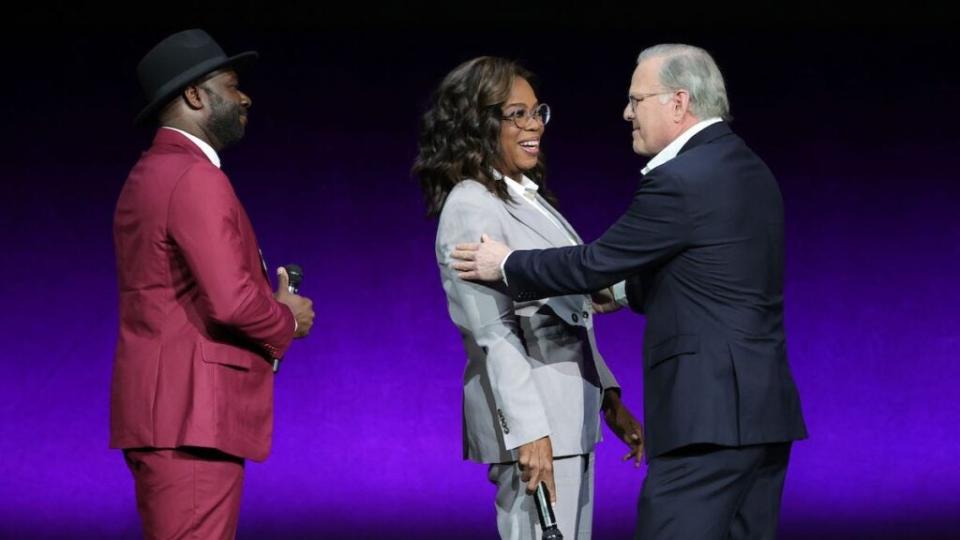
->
xmin=111 ymin=29 xmax=315 ymax=539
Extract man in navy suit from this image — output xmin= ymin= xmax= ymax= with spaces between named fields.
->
xmin=452 ymin=43 xmax=807 ymax=539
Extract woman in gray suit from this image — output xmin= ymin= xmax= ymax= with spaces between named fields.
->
xmin=414 ymin=56 xmax=643 ymax=539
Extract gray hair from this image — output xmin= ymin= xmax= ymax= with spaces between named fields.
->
xmin=638 ymin=44 xmax=730 ymax=120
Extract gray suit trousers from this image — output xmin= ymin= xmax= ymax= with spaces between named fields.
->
xmin=488 ymin=453 xmax=595 ymax=540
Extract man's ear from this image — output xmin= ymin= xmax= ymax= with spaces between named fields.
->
xmin=672 ymin=90 xmax=690 ymax=122
xmin=182 ymin=85 xmax=204 ymax=110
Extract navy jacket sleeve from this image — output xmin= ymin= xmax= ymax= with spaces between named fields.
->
xmin=624 ymin=273 xmax=646 ymax=314
xmin=505 ymin=170 xmax=692 ymax=301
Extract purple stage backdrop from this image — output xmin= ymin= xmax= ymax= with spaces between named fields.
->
xmin=1 ymin=19 xmax=958 ymax=539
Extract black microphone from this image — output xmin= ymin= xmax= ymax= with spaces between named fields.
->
xmin=534 ymin=482 xmax=563 ymax=539
xmin=273 ymin=263 xmax=303 ymax=373
xmin=286 ymin=264 xmax=304 ymax=294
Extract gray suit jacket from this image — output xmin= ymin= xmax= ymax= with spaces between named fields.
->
xmin=436 ymin=179 xmax=619 ymax=464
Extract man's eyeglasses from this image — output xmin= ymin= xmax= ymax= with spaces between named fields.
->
xmin=628 ymin=91 xmax=673 ymax=112
xmin=501 ymin=103 xmax=551 ymax=129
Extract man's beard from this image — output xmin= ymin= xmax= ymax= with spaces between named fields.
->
xmin=203 ymin=88 xmax=245 ymax=149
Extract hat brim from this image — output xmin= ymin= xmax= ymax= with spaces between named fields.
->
xmin=133 ymin=50 xmax=258 ymax=126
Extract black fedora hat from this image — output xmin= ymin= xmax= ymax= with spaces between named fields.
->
xmin=134 ymin=29 xmax=258 ymax=125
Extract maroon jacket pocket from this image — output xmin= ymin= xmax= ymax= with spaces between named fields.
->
xmin=199 ymin=339 xmax=255 ymax=370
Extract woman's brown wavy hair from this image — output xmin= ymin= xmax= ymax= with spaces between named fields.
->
xmin=413 ymin=56 xmax=552 ymax=217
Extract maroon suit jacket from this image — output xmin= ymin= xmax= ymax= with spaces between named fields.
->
xmin=110 ymin=128 xmax=295 ymax=461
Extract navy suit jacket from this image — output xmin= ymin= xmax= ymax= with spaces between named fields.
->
xmin=504 ymin=122 xmax=807 ymax=457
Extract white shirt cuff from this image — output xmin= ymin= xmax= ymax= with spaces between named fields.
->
xmin=500 ymin=250 xmax=514 ymax=286
xmin=613 ymin=280 xmax=629 ymax=307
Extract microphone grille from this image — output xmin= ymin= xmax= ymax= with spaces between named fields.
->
xmin=285 ymin=264 xmax=304 ymax=287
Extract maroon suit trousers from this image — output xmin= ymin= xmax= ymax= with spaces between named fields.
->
xmin=124 ymin=447 xmax=245 ymax=540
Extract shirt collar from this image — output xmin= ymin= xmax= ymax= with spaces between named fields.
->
xmin=641 ymin=117 xmax=722 ymax=175
xmin=161 ymin=126 xmax=221 ymax=168
xmin=492 ymin=169 xmax=539 ymax=200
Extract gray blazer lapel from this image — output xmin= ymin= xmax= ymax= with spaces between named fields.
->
xmin=502 ymin=197 xmax=575 ymax=248
xmin=537 ymin=196 xmax=583 ymax=245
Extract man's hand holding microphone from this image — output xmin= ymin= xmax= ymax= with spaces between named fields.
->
xmin=274 ymin=264 xmax=314 ymax=338
xmin=272 ymin=264 xmax=314 ymax=373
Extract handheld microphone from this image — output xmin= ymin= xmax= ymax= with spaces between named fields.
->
xmin=534 ymin=482 xmax=562 ymax=540
xmin=285 ymin=264 xmax=303 ymax=294
xmin=273 ymin=263 xmax=303 ymax=374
